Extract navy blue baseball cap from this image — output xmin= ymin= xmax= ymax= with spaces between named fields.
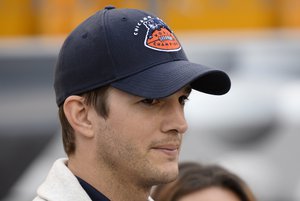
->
xmin=54 ymin=6 xmax=231 ymax=106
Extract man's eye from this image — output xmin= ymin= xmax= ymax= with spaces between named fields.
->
xmin=179 ymin=96 xmax=189 ymax=106
xmin=141 ymin=99 xmax=160 ymax=105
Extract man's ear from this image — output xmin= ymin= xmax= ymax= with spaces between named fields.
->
xmin=63 ymin=95 xmax=94 ymax=138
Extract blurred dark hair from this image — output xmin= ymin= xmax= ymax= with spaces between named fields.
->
xmin=152 ymin=162 xmax=256 ymax=201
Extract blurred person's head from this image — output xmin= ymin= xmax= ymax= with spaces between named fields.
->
xmin=152 ymin=161 xmax=256 ymax=201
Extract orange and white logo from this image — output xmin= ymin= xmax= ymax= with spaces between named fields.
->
xmin=143 ymin=17 xmax=181 ymax=52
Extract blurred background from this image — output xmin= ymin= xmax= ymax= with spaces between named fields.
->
xmin=0 ymin=0 xmax=300 ymax=201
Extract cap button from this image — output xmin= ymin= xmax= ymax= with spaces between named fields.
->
xmin=105 ymin=5 xmax=115 ymax=10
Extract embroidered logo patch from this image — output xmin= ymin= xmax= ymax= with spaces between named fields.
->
xmin=143 ymin=17 xmax=181 ymax=52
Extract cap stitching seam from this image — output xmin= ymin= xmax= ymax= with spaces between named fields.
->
xmin=103 ymin=9 xmax=117 ymax=78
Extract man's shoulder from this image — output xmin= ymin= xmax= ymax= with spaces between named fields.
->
xmin=33 ymin=158 xmax=91 ymax=201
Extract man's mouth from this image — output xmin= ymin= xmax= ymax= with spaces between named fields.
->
xmin=152 ymin=144 xmax=180 ymax=157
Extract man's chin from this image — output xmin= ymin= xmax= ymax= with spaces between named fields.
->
xmin=161 ymin=172 xmax=178 ymax=184
xmin=146 ymin=153 xmax=179 ymax=184
xmin=155 ymin=163 xmax=179 ymax=184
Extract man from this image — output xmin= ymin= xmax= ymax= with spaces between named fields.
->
xmin=33 ymin=6 xmax=230 ymax=201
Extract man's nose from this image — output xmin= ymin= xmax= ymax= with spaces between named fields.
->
xmin=162 ymin=104 xmax=188 ymax=135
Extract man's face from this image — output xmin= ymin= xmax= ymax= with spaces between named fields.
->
xmin=92 ymin=86 xmax=190 ymax=187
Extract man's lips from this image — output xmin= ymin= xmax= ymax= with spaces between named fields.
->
xmin=151 ymin=144 xmax=180 ymax=156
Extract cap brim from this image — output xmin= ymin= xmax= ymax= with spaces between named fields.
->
xmin=111 ymin=60 xmax=231 ymax=98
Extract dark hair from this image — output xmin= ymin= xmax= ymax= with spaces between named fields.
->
xmin=152 ymin=162 xmax=256 ymax=201
xmin=58 ymin=86 xmax=110 ymax=155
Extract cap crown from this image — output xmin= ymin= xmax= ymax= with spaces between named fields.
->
xmin=54 ymin=7 xmax=187 ymax=105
